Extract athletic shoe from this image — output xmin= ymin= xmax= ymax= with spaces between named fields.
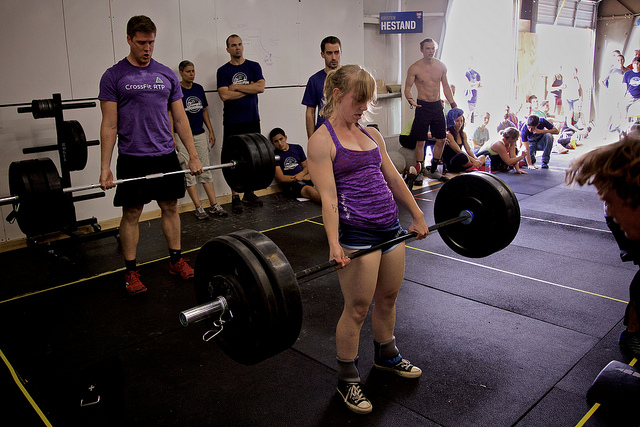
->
xmin=232 ymin=195 xmax=243 ymax=214
xmin=194 ymin=206 xmax=209 ymax=220
xmin=169 ymin=258 xmax=194 ymax=280
xmin=619 ymin=330 xmax=640 ymax=358
xmin=426 ymin=170 xmax=449 ymax=182
xmin=374 ymin=354 xmax=422 ymax=378
xmin=208 ymin=203 xmax=228 ymax=217
xmin=336 ymin=381 xmax=372 ymax=414
xmin=405 ymin=166 xmax=418 ymax=189
xmin=414 ymin=173 xmax=423 ymax=186
xmin=125 ymin=270 xmax=147 ymax=295
xmin=541 ymin=162 xmax=549 ymax=169
xmin=242 ymin=192 xmax=263 ymax=207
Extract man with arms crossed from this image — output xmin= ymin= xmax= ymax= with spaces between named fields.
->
xmin=404 ymin=38 xmax=457 ymax=182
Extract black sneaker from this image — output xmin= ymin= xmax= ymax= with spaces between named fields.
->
xmin=619 ymin=330 xmax=640 ymax=358
xmin=242 ymin=191 xmax=263 ymax=207
xmin=231 ymin=195 xmax=243 ymax=214
xmin=374 ymin=354 xmax=422 ymax=378
xmin=337 ymin=381 xmax=372 ymax=414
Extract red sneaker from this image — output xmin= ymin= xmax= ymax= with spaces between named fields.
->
xmin=169 ymin=258 xmax=194 ymax=280
xmin=125 ymin=270 xmax=147 ymax=295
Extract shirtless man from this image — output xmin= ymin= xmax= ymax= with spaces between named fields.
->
xmin=404 ymin=38 xmax=457 ymax=182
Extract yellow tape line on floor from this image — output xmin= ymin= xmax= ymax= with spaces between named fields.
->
xmin=0 ymin=348 xmax=52 ymax=426
xmin=575 ymin=358 xmax=637 ymax=427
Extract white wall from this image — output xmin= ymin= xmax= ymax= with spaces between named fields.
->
xmin=0 ymin=0 xmax=366 ymax=242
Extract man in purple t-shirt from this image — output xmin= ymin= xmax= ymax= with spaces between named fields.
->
xmin=622 ymin=57 xmax=640 ymax=123
xmin=98 ymin=15 xmax=203 ymax=295
xmin=302 ymin=36 xmax=342 ymax=138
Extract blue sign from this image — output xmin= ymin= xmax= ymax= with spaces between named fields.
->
xmin=379 ymin=11 xmax=423 ymax=34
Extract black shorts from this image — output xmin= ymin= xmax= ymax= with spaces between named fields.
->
xmin=114 ymin=152 xmax=186 ymax=207
xmin=413 ymin=100 xmax=446 ymax=141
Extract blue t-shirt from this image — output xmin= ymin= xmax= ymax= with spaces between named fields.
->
xmin=520 ymin=118 xmax=554 ymax=143
xmin=301 ymin=69 xmax=328 ymax=130
xmin=181 ymin=83 xmax=208 ymax=135
xmin=216 ymin=60 xmax=264 ymax=125
xmin=465 ymin=69 xmax=481 ymax=103
xmin=99 ymin=58 xmax=182 ymax=156
xmin=274 ymin=144 xmax=306 ymax=176
xmin=623 ymin=70 xmax=640 ymax=99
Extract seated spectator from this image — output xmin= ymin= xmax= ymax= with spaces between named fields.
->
xmin=505 ymin=104 xmax=519 ymax=128
xmin=558 ymin=100 xmax=591 ymax=149
xmin=476 ymin=127 xmax=528 ymax=174
xmin=442 ymin=108 xmax=486 ymax=173
xmin=496 ymin=111 xmax=516 ymax=133
xmin=270 ymin=127 xmax=321 ymax=203
xmin=520 ymin=115 xmax=558 ymax=169
xmin=529 ymin=95 xmax=546 ymax=118
xmin=540 ymin=100 xmax=556 ymax=123
xmin=443 ymin=84 xmax=456 ymax=116
xmin=471 ymin=112 xmax=491 ymax=149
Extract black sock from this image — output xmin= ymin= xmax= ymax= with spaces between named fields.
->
xmin=125 ymin=259 xmax=137 ymax=272
xmin=169 ymin=249 xmax=181 ymax=264
xmin=430 ymin=158 xmax=440 ymax=173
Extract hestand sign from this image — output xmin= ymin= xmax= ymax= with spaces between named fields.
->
xmin=379 ymin=11 xmax=423 ymax=34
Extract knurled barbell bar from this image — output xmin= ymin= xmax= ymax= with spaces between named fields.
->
xmin=1 ymin=133 xmax=277 ymax=236
xmin=178 ymin=172 xmax=521 ymax=365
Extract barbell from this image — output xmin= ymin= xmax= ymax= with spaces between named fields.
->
xmin=1 ymin=133 xmax=276 ymax=236
xmin=179 ymin=172 xmax=521 ymax=365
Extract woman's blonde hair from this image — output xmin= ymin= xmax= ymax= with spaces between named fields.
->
xmin=319 ymin=65 xmax=377 ymax=120
xmin=565 ymin=133 xmax=640 ymax=208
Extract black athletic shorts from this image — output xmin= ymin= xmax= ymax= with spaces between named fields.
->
xmin=413 ymin=100 xmax=446 ymax=141
xmin=113 ymin=152 xmax=186 ymax=207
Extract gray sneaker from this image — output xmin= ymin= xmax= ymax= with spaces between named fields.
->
xmin=194 ymin=206 xmax=209 ymax=220
xmin=208 ymin=203 xmax=228 ymax=217
xmin=425 ymin=169 xmax=449 ymax=182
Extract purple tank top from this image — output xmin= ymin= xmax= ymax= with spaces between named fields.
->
xmin=324 ymin=121 xmax=398 ymax=228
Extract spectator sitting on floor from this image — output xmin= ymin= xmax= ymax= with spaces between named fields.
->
xmin=558 ymin=100 xmax=591 ymax=150
xmin=471 ymin=112 xmax=491 ymax=150
xmin=270 ymin=127 xmax=321 ymax=203
xmin=476 ymin=127 xmax=528 ymax=174
xmin=442 ymin=108 xmax=485 ymax=173
xmin=496 ymin=110 xmax=517 ymax=133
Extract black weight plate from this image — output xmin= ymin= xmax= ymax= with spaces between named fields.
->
xmin=228 ymin=229 xmax=302 ymax=354
xmin=246 ymin=133 xmax=276 ymax=191
xmin=194 ymin=235 xmax=281 ymax=365
xmin=433 ymin=171 xmax=520 ymax=258
xmin=221 ymin=133 xmax=261 ymax=193
xmin=60 ymin=120 xmax=88 ymax=171
xmin=8 ymin=158 xmax=75 ymax=236
xmin=483 ymin=173 xmax=521 ymax=244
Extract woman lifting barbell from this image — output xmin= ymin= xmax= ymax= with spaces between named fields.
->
xmin=307 ymin=65 xmax=429 ymax=414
